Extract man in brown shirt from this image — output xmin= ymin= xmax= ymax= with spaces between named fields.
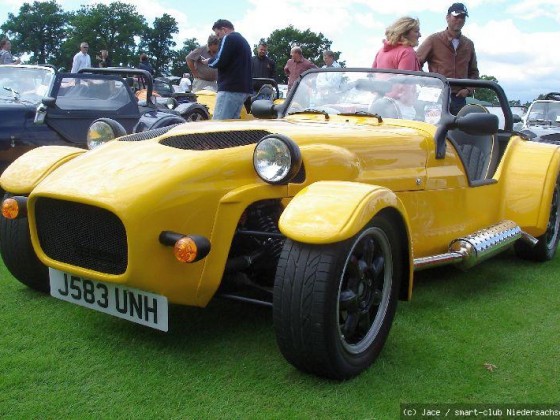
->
xmin=186 ymin=35 xmax=220 ymax=92
xmin=416 ymin=3 xmax=479 ymax=114
xmin=284 ymin=46 xmax=317 ymax=92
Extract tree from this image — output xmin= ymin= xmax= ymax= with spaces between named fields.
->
xmin=262 ymin=26 xmax=343 ymax=84
xmin=473 ymin=75 xmax=499 ymax=104
xmin=64 ymin=2 xmax=146 ymax=69
xmin=1 ymin=0 xmax=69 ymax=65
xmin=169 ymin=37 xmax=200 ymax=77
xmin=140 ymin=14 xmax=178 ymax=76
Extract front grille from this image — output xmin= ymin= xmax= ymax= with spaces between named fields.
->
xmin=35 ymin=198 xmax=127 ymax=274
xmin=160 ymin=130 xmax=270 ymax=150
xmin=119 ymin=124 xmax=178 ymax=142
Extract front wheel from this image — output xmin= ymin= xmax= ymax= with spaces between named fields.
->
xmin=273 ymin=216 xmax=403 ymax=380
xmin=0 ymin=195 xmax=49 ymax=292
xmin=515 ymin=174 xmax=560 ymax=261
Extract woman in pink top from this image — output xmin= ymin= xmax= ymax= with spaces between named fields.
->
xmin=372 ymin=17 xmax=421 ymax=71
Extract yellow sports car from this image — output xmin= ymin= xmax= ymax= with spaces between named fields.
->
xmin=2 ymin=68 xmax=559 ymax=380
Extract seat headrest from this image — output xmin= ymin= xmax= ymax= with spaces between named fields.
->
xmin=457 ymin=104 xmax=489 ymax=116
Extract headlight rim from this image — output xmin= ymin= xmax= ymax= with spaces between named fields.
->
xmin=86 ymin=118 xmax=127 ymax=150
xmin=253 ymin=134 xmax=302 ymax=185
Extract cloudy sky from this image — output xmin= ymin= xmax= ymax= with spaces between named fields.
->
xmin=2 ymin=0 xmax=559 ymax=102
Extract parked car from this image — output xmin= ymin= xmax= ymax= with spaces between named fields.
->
xmin=520 ymin=92 xmax=560 ymax=144
xmin=0 ymin=65 xmax=194 ymax=174
xmin=80 ymin=67 xmax=209 ymax=122
xmin=2 ymin=68 xmax=559 ymax=380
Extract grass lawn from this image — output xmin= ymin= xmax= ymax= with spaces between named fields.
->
xmin=1 ymin=249 xmax=559 ymax=419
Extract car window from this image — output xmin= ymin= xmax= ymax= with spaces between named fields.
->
xmin=56 ymin=77 xmax=132 ymax=111
xmin=0 ymin=66 xmax=54 ymax=103
xmin=286 ymin=70 xmax=445 ymax=124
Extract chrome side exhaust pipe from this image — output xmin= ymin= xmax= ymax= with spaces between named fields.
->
xmin=414 ymin=220 xmax=538 ymax=271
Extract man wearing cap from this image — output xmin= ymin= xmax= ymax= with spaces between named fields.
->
xmin=416 ymin=3 xmax=479 ymax=115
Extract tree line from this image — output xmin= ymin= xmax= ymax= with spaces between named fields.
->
xmin=2 ymin=0 xmax=534 ymax=106
xmin=0 ymin=0 xmax=341 ymax=84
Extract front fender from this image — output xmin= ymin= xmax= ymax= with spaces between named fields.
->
xmin=0 ymin=146 xmax=86 ymax=194
xmin=279 ymin=181 xmax=410 ymax=244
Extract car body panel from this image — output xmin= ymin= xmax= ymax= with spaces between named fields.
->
xmin=1 ymin=146 xmax=86 ymax=194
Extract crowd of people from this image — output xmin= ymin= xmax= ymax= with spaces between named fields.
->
xmin=186 ymin=2 xmax=477 ymax=119
xmin=1 ymin=2 xmax=477 ymax=119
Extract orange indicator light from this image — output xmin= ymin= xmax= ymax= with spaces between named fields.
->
xmin=1 ymin=198 xmax=20 ymax=219
xmin=173 ymin=236 xmax=198 ymax=263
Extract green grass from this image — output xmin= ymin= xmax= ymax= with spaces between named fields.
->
xmin=1 ymin=249 xmax=559 ymax=419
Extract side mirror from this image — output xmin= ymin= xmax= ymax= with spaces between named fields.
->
xmin=512 ymin=114 xmax=522 ymax=124
xmin=252 ymin=99 xmax=278 ymax=119
xmin=435 ymin=113 xmax=498 ymax=159
xmin=42 ymin=97 xmax=56 ymax=107
xmin=456 ymin=113 xmax=499 ymax=135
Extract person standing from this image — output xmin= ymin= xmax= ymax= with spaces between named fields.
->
xmin=416 ymin=3 xmax=479 ymax=114
xmin=316 ymin=50 xmax=342 ymax=97
xmin=0 ymin=38 xmax=21 ymax=64
xmin=96 ymin=49 xmax=111 ymax=68
xmin=186 ymin=35 xmax=219 ymax=93
xmin=284 ymin=46 xmax=317 ymax=92
xmin=202 ymin=19 xmax=252 ymax=120
xmin=251 ymin=42 xmax=276 ymax=80
xmin=138 ymin=53 xmax=155 ymax=75
xmin=372 ymin=17 xmax=421 ymax=71
xmin=71 ymin=42 xmax=91 ymax=73
xmin=179 ymin=73 xmax=192 ymax=92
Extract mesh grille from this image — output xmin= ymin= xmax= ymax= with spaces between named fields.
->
xmin=119 ymin=124 xmax=179 ymax=142
xmin=160 ymin=130 xmax=271 ymax=150
xmin=35 ymin=198 xmax=127 ymax=275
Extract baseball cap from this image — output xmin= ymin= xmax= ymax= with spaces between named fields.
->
xmin=448 ymin=3 xmax=469 ymax=17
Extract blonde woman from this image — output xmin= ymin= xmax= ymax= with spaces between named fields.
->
xmin=372 ymin=17 xmax=421 ymax=71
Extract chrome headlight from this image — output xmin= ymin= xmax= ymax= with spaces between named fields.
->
xmin=87 ymin=118 xmax=127 ymax=149
xmin=166 ymin=97 xmax=178 ymax=109
xmin=253 ymin=134 xmax=302 ymax=184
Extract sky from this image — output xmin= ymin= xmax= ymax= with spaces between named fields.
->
xmin=2 ymin=0 xmax=560 ymax=103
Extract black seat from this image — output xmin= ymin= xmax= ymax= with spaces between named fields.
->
xmin=449 ymin=104 xmax=499 ymax=182
xmin=252 ymin=84 xmax=276 ymax=102
xmin=368 ymin=97 xmax=401 ymax=119
xmin=245 ymin=84 xmax=276 ymax=113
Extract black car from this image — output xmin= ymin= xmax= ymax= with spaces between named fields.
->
xmin=0 ymin=65 xmax=207 ymax=174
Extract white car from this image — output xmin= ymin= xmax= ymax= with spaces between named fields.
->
xmin=521 ymin=93 xmax=560 ymax=144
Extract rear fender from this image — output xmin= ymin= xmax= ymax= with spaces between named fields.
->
xmin=0 ymin=146 xmax=85 ymax=194
xmin=174 ymin=102 xmax=209 ymax=119
xmin=498 ymin=138 xmax=560 ymax=236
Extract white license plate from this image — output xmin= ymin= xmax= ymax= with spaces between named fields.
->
xmin=49 ymin=268 xmax=168 ymax=332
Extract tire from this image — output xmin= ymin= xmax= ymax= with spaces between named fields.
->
xmin=149 ymin=114 xmax=186 ymax=130
xmin=515 ymin=174 xmax=560 ymax=261
xmin=183 ymin=108 xmax=208 ymax=122
xmin=273 ymin=216 xmax=402 ymax=380
xmin=0 ymin=194 xmax=49 ymax=293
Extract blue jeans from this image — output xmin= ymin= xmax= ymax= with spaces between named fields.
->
xmin=213 ymin=91 xmax=249 ymax=120
xmin=450 ymin=94 xmax=466 ymax=115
